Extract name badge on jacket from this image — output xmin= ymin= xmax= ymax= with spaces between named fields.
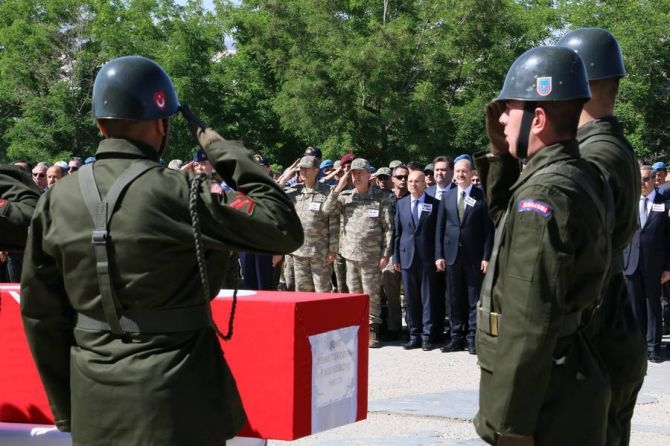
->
xmin=652 ymin=203 xmax=664 ymax=212
xmin=464 ymin=196 xmax=476 ymax=207
xmin=421 ymin=203 xmax=432 ymax=213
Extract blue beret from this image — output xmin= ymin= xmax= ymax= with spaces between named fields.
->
xmin=652 ymin=161 xmax=667 ymax=172
xmin=320 ymin=159 xmax=333 ymax=169
xmin=454 ymin=154 xmax=473 ymax=164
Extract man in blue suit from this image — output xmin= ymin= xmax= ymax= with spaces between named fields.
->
xmin=435 ymin=155 xmax=494 ymax=354
xmin=624 ymin=165 xmax=670 ymax=363
xmin=393 ymin=170 xmax=439 ymax=351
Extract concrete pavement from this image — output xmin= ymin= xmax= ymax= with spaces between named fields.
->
xmin=272 ymin=335 xmax=670 ymax=446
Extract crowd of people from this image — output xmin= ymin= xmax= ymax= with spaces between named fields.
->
xmin=1 ymin=27 xmax=667 ymax=446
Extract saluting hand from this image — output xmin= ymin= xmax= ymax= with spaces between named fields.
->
xmin=485 ymin=101 xmax=509 ymax=156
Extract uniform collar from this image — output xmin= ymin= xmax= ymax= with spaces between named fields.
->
xmin=511 ymin=139 xmax=580 ymax=193
xmin=95 ymin=138 xmax=161 ymax=162
xmin=576 ymin=116 xmax=624 ymax=142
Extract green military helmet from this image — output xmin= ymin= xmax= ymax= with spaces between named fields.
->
xmin=497 ymin=46 xmax=591 ymax=103
xmin=92 ymin=55 xmax=180 ymax=120
xmin=556 ymin=27 xmax=626 ymax=80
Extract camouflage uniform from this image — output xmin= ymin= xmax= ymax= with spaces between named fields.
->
xmin=285 ymin=181 xmax=337 ymax=292
xmin=323 ymin=186 xmax=393 ymax=324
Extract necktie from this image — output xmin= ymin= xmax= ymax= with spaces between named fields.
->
xmin=411 ymin=199 xmax=418 ymax=227
xmin=640 ymin=196 xmax=648 ymax=227
xmin=458 ymin=191 xmax=466 ymax=222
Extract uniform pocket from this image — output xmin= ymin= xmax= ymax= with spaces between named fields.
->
xmin=475 ymin=330 xmax=498 ymax=372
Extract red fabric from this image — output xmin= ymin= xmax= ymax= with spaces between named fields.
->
xmin=0 ymin=286 xmax=368 ymax=440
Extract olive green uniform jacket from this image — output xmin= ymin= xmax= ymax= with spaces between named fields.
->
xmin=0 ymin=165 xmax=40 ymax=250
xmin=21 ymin=137 xmax=303 ymax=446
xmin=474 ymin=141 xmax=610 ymax=445
xmin=578 ymin=117 xmax=647 ymax=446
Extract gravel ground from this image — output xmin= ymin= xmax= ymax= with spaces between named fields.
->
xmin=270 ymin=337 xmax=670 ymax=446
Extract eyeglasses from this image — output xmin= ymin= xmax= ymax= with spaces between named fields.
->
xmin=32 ymin=173 xmax=45 ymax=178
xmin=68 ymin=166 xmax=79 ymax=172
xmin=394 ymin=175 xmax=408 ymax=180
xmin=641 ymin=176 xmax=651 ymax=182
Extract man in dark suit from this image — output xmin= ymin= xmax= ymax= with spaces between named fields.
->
xmin=623 ymin=165 xmax=670 ymax=363
xmin=435 ymin=155 xmax=494 ymax=354
xmin=425 ymin=155 xmax=454 ymax=341
xmin=393 ymin=170 xmax=439 ymax=351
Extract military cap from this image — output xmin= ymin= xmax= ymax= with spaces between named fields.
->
xmin=350 ymin=158 xmax=370 ymax=171
xmin=167 ymin=159 xmax=183 ymax=170
xmin=333 ymin=160 xmax=341 ymax=169
xmin=424 ymin=163 xmax=434 ymax=173
xmin=299 ymin=156 xmax=319 ymax=168
xmin=376 ymin=167 xmax=392 ymax=177
xmin=304 ymin=146 xmax=322 ymax=159
xmin=389 ymin=160 xmax=403 ymax=169
xmin=340 ymin=152 xmax=357 ymax=165
xmin=193 ymin=148 xmax=208 ymax=162
xmin=254 ymin=154 xmax=270 ymax=166
xmin=454 ymin=154 xmax=473 ymax=164
xmin=652 ymin=161 xmax=667 ymax=172
xmin=84 ymin=156 xmax=96 ymax=164
xmin=320 ymin=159 xmax=334 ymax=169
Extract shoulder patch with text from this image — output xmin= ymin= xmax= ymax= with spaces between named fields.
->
xmin=229 ymin=192 xmax=255 ymax=215
xmin=518 ymin=199 xmax=553 ymax=218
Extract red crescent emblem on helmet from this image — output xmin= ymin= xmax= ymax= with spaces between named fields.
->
xmin=153 ymin=91 xmax=167 ymax=111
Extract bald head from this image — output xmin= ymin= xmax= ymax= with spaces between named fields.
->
xmin=408 ymin=170 xmax=426 ymax=198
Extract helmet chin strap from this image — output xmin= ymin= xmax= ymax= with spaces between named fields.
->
xmin=158 ymin=118 xmax=171 ymax=157
xmin=516 ymin=101 xmax=536 ymax=162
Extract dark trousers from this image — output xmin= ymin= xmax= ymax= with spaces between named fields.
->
xmin=239 ymin=252 xmax=274 ymax=291
xmin=625 ymin=269 xmax=663 ymax=352
xmin=432 ymin=270 xmax=447 ymax=341
xmin=401 ymin=257 xmax=436 ymax=343
xmin=446 ymin=255 xmax=484 ymax=344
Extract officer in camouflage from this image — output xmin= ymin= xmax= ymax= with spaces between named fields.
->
xmin=474 ymin=46 xmax=611 ymax=445
xmin=0 ymin=165 xmax=40 ymax=250
xmin=21 ymin=55 xmax=303 ymax=446
xmin=557 ymin=27 xmax=647 ymax=446
xmin=284 ymin=155 xmax=338 ymax=292
xmin=323 ymin=157 xmax=393 ymax=348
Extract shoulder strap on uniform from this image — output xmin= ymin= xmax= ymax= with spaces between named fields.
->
xmin=581 ymin=133 xmax=633 ymax=154
xmin=78 ymin=161 xmax=158 ymax=336
xmin=531 ymin=162 xmax=615 ymax=302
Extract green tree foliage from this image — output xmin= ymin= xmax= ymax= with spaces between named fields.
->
xmin=0 ymin=0 xmax=224 ymax=164
xmin=0 ymin=0 xmax=668 ymax=167
xmin=224 ymin=0 xmax=564 ymax=167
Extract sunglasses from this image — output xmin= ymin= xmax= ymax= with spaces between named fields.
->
xmin=32 ymin=173 xmax=45 ymax=178
xmin=68 ymin=166 xmax=79 ymax=172
xmin=642 ymin=176 xmax=652 ymax=182
xmin=394 ymin=175 xmax=408 ymax=180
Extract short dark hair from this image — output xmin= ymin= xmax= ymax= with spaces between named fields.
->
xmin=539 ymin=100 xmax=584 ymax=139
xmin=432 ymin=155 xmax=454 ymax=170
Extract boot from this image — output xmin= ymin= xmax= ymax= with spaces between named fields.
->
xmin=369 ymin=324 xmax=381 ymax=348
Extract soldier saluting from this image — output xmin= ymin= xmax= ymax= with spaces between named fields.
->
xmin=21 ymin=56 xmax=303 ymax=445
xmin=474 ymin=46 xmax=611 ymax=445
xmin=0 ymin=165 xmax=40 ymax=251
